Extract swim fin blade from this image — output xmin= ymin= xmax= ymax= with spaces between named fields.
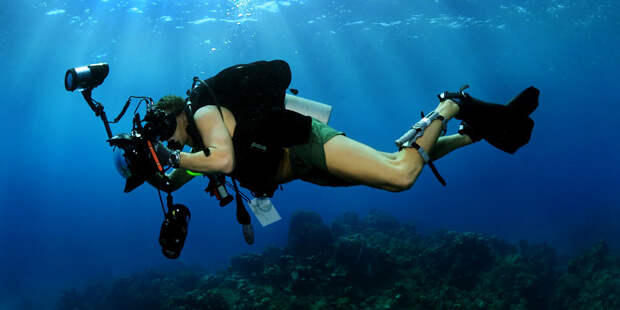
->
xmin=457 ymin=86 xmax=539 ymax=154
xmin=507 ymin=86 xmax=539 ymax=116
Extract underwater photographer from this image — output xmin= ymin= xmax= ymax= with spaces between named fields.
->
xmin=65 ymin=60 xmax=538 ymax=259
xmin=146 ymin=59 xmax=538 ymax=194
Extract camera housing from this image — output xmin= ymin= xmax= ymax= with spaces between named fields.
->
xmin=109 ymin=133 xmax=158 ymax=192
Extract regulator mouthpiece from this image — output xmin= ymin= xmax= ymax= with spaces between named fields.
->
xmin=65 ymin=63 xmax=109 ymax=91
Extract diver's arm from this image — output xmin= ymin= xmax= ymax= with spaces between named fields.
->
xmin=177 ymin=106 xmax=235 ymax=174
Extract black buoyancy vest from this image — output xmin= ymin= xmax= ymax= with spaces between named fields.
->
xmin=187 ymin=60 xmax=312 ymax=197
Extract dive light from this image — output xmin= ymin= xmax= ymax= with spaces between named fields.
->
xmin=65 ymin=63 xmax=109 ymax=91
xmin=159 ymin=202 xmax=191 ymax=259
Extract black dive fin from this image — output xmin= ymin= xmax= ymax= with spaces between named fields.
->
xmin=507 ymin=86 xmax=539 ymax=116
xmin=484 ymin=86 xmax=539 ymax=153
xmin=457 ymin=87 xmax=539 ymax=154
xmin=484 ymin=112 xmax=535 ymax=154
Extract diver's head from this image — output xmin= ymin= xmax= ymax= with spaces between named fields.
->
xmin=156 ymin=95 xmax=188 ymax=150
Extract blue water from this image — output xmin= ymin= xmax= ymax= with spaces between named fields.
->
xmin=1 ymin=0 xmax=619 ymax=308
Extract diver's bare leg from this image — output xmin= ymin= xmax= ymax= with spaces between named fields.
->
xmin=428 ymin=134 xmax=473 ymax=161
xmin=379 ymin=134 xmax=472 ymax=162
xmin=323 ymin=100 xmax=459 ymax=192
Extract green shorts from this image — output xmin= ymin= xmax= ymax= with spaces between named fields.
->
xmin=288 ymin=119 xmax=352 ymax=187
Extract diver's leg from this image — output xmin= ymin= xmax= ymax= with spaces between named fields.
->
xmin=428 ymin=134 xmax=473 ymax=161
xmin=379 ymin=133 xmax=472 ymax=162
xmin=378 ymin=151 xmax=397 ymax=160
xmin=324 ymin=100 xmax=459 ymax=192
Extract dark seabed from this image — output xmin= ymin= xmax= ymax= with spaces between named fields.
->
xmin=57 ymin=210 xmax=620 ymax=309
xmin=0 ymin=0 xmax=619 ymax=309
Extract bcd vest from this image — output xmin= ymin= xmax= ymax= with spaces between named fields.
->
xmin=186 ymin=60 xmax=312 ymax=197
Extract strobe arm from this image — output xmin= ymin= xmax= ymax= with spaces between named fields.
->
xmin=81 ymin=88 xmax=114 ymax=139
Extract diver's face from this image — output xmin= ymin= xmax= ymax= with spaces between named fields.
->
xmin=167 ymin=113 xmax=187 ymax=151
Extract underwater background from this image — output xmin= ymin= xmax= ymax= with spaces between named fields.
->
xmin=1 ymin=0 xmax=619 ymax=309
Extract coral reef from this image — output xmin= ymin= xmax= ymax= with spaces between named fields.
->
xmin=56 ymin=209 xmax=620 ymax=310
xmin=552 ymin=242 xmax=620 ymax=309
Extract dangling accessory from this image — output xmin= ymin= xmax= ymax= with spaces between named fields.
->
xmin=158 ymin=192 xmax=191 ymax=259
xmin=395 ymin=111 xmax=448 ymax=186
xmin=233 ymin=178 xmax=255 ymax=245
xmin=249 ymin=196 xmax=282 ymax=227
xmin=205 ymin=173 xmax=234 ymax=206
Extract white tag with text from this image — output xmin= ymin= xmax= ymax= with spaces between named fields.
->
xmin=248 ymin=197 xmax=281 ymax=227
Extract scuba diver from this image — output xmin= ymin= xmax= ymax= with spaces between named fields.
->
xmin=64 ymin=59 xmax=538 ymax=257
xmin=147 ymin=60 xmax=539 ymax=195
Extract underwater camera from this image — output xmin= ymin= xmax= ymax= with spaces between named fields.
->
xmin=65 ymin=63 xmax=191 ymax=258
xmin=109 ymin=105 xmax=178 ymax=193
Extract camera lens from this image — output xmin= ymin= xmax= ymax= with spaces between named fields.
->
xmin=64 ymin=70 xmax=76 ymax=91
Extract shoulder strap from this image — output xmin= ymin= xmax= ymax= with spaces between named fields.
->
xmin=192 ymin=78 xmax=224 ymax=119
xmin=185 ymin=76 xmax=228 ymax=149
xmin=183 ymin=105 xmax=206 ymax=149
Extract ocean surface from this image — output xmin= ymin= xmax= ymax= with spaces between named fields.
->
xmin=1 ymin=0 xmax=619 ymax=308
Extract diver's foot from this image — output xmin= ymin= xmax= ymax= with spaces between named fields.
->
xmin=458 ymin=121 xmax=482 ymax=142
xmin=438 ymin=85 xmax=538 ymax=153
xmin=460 ymin=87 xmax=539 ymax=153
xmin=436 ymin=99 xmax=460 ymax=120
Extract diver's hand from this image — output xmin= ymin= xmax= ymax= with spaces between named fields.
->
xmin=154 ymin=141 xmax=181 ymax=168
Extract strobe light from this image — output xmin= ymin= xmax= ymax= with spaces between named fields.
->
xmin=65 ymin=63 xmax=109 ymax=91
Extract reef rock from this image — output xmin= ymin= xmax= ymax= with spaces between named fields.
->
xmin=287 ymin=211 xmax=333 ymax=257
